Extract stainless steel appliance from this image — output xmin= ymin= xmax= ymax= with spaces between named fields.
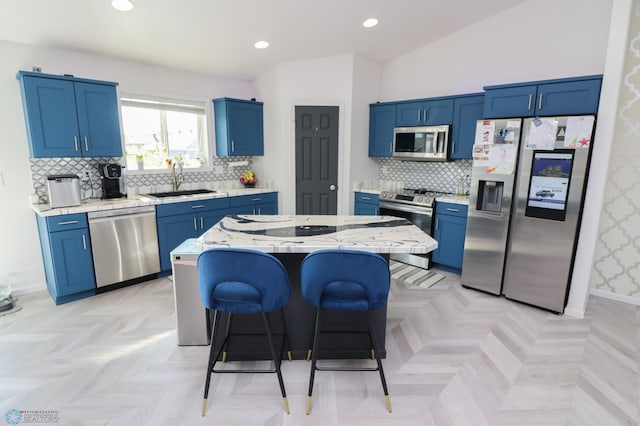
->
xmin=502 ymin=116 xmax=595 ymax=312
xmin=46 ymin=174 xmax=82 ymax=208
xmin=99 ymin=163 xmax=127 ymax=199
xmin=462 ymin=115 xmax=596 ymax=313
xmin=392 ymin=125 xmax=450 ymax=161
xmin=461 ymin=118 xmax=523 ymax=295
xmin=379 ymin=188 xmax=437 ymax=269
xmin=88 ymin=206 xmax=160 ymax=288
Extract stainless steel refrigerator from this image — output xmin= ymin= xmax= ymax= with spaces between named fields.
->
xmin=462 ymin=115 xmax=596 ymax=313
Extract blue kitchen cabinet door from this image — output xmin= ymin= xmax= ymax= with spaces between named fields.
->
xmin=369 ymin=103 xmax=396 ymax=157
xmin=198 ymin=210 xmax=228 ymax=235
xmin=214 ymin=98 xmax=264 ymax=156
xmin=48 ymin=228 xmax=96 ymax=304
xmin=483 ymin=77 xmax=602 ymax=118
xmin=20 ymin=76 xmax=81 ymax=157
xmin=432 ymin=202 xmax=468 ymax=272
xmin=535 ymin=79 xmax=602 ymax=116
xmin=396 ymin=99 xmax=454 ymax=126
xmin=354 ymin=192 xmax=379 ymax=215
xmin=74 ymin=82 xmax=123 ymax=157
xmin=483 ymin=85 xmax=538 ymax=119
xmin=18 ymin=73 xmax=122 ymax=158
xmin=451 ymin=95 xmax=484 ymax=159
xmin=157 ymin=213 xmax=199 ymax=272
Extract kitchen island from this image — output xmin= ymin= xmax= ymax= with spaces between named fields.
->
xmin=171 ymin=214 xmax=438 ymax=359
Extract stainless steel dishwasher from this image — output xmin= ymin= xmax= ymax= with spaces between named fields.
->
xmin=88 ymin=206 xmax=161 ymax=288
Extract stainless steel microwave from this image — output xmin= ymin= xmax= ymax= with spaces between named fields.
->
xmin=392 ymin=125 xmax=450 ymax=161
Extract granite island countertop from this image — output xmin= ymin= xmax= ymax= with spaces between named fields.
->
xmin=194 ymin=214 xmax=438 ymax=254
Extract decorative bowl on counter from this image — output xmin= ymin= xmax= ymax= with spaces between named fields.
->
xmin=240 ymin=170 xmax=257 ymax=187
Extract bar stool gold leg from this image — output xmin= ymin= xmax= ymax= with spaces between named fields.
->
xmin=283 ymin=397 xmax=290 ymax=414
xmin=385 ymin=395 xmax=392 ymax=413
xmin=201 ymin=398 xmax=208 ymax=417
xmin=306 ymin=349 xmax=312 ymax=361
xmin=370 ymin=349 xmax=375 ymax=360
xmin=222 ymin=351 xmax=227 ymax=363
xmin=306 ymin=396 xmax=312 ymax=415
xmin=287 ymin=351 xmax=293 ymax=361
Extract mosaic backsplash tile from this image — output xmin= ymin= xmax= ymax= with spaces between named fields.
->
xmin=377 ymin=158 xmax=472 ymax=193
xmin=30 ymin=156 xmax=253 ymax=203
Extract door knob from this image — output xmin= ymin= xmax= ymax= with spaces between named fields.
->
xmin=329 ymin=185 xmax=336 ymax=191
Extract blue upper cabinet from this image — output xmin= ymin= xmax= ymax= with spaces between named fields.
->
xmin=214 ymin=97 xmax=264 ymax=156
xmin=368 ymin=103 xmax=396 ymax=157
xmin=450 ymin=94 xmax=484 ymax=160
xmin=483 ymin=75 xmax=602 ymax=118
xmin=17 ymin=71 xmax=122 ymax=158
xmin=396 ymin=98 xmax=454 ymax=126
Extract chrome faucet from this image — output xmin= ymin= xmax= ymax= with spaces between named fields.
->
xmin=172 ymin=162 xmax=184 ymax=191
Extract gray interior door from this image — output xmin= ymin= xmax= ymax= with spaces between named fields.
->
xmin=295 ymin=106 xmax=339 ymax=214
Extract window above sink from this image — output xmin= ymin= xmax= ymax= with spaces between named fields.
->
xmin=120 ymin=95 xmax=210 ymax=172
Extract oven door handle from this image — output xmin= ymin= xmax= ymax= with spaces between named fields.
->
xmin=379 ymin=201 xmax=432 ymax=215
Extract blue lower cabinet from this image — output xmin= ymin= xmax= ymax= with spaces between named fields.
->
xmin=228 ymin=192 xmax=278 ymax=215
xmin=36 ymin=213 xmax=96 ymax=304
xmin=354 ymin=192 xmax=379 ymax=215
xmin=432 ymin=203 xmax=468 ymax=273
xmin=156 ymin=197 xmax=234 ymax=272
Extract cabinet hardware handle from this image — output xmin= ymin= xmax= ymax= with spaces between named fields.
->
xmin=435 ymin=219 xmax=439 ymax=231
xmin=82 ymin=234 xmax=87 ymax=250
xmin=423 ymin=110 xmax=427 ymax=122
xmin=362 ymin=197 xmax=371 ymax=201
xmin=193 ymin=217 xmax=197 ymax=230
xmin=191 ymin=205 xmax=205 ymax=209
xmin=538 ymin=94 xmax=543 ymax=110
xmin=451 ymin=140 xmax=455 ymax=153
xmin=417 ymin=111 xmax=421 ymax=122
xmin=200 ymin=217 xmax=204 ymax=229
xmin=84 ymin=136 xmax=89 ymax=151
xmin=446 ymin=208 xmax=460 ymax=212
xmin=74 ymin=136 xmax=79 ymax=152
xmin=231 ymin=140 xmax=235 ymax=152
xmin=58 ymin=220 xmax=79 ymax=225
xmin=250 ymin=198 xmax=262 ymax=201
xmin=257 ymin=208 xmax=261 ymax=215
xmin=527 ymin=94 xmax=533 ymax=110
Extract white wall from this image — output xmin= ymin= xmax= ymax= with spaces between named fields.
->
xmin=381 ymin=0 xmax=613 ymax=101
xmin=254 ymin=54 xmax=381 ymax=215
xmin=0 ymin=40 xmax=257 ymax=294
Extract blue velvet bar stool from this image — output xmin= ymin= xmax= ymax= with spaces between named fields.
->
xmin=301 ymin=249 xmax=392 ymax=414
xmin=197 ymin=248 xmax=292 ymax=416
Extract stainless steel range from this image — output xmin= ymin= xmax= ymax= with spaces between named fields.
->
xmin=379 ymin=188 xmax=443 ymax=269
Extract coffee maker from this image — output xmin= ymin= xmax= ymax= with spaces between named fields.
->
xmin=99 ymin=163 xmax=127 ymax=199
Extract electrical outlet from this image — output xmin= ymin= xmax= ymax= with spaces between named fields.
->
xmin=213 ymin=165 xmax=224 ymax=175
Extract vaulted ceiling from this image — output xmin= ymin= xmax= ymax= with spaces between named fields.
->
xmin=0 ymin=0 xmax=528 ymax=79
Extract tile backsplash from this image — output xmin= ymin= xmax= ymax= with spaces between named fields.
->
xmin=30 ymin=156 xmax=253 ymax=203
xmin=376 ymin=158 xmax=472 ymax=193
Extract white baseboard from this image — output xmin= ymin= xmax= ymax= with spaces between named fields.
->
xmin=590 ymin=288 xmax=640 ymax=306
xmin=563 ymin=307 xmax=585 ymax=319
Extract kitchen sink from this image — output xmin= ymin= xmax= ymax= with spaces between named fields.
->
xmin=143 ymin=189 xmax=216 ymax=198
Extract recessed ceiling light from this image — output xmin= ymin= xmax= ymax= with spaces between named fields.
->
xmin=254 ymin=40 xmax=269 ymax=49
xmin=112 ymin=0 xmax=134 ymax=12
xmin=363 ymin=18 xmax=378 ymax=28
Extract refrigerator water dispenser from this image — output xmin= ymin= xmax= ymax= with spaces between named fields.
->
xmin=477 ymin=180 xmax=503 ymax=213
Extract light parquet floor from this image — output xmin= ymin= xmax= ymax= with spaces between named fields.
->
xmin=1 ymin=271 xmax=638 ymax=425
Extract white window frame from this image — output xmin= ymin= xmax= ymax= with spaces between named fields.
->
xmin=119 ymin=94 xmax=213 ymax=173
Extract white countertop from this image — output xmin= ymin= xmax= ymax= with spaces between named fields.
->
xmin=193 ymin=214 xmax=438 ymax=254
xmin=32 ymin=188 xmax=276 ymax=217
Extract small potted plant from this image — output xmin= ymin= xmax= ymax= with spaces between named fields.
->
xmin=135 ymin=153 xmax=144 ymax=170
